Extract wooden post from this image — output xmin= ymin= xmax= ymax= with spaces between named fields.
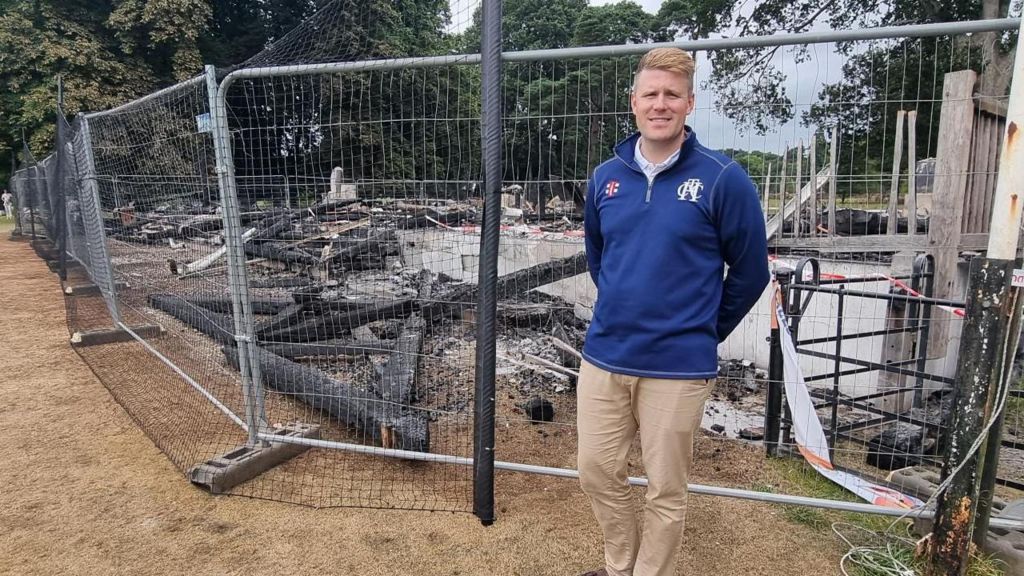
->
xmin=795 ymin=141 xmax=803 ymax=238
xmin=942 ymin=25 xmax=1024 ymax=566
xmin=809 ymin=134 xmax=817 ymax=234
xmin=780 ymin=146 xmax=788 ymax=238
xmin=888 ymin=110 xmax=906 ymax=235
xmin=926 ymin=261 xmax=1018 ymax=576
xmin=877 ymin=252 xmax=914 ymax=413
xmin=966 ymin=112 xmax=995 ymax=234
xmin=926 ymin=70 xmax=977 ymax=357
xmin=763 ymin=163 xmax=772 ymax=223
xmin=828 ymin=126 xmax=838 ymax=234
xmin=906 ymin=110 xmax=917 ymax=236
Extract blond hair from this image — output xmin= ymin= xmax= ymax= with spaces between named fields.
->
xmin=633 ymin=48 xmax=695 ymax=92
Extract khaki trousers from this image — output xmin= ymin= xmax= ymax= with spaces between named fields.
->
xmin=577 ymin=359 xmax=714 ymax=576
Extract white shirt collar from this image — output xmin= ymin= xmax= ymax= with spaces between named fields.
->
xmin=635 ymin=137 xmax=680 ymax=181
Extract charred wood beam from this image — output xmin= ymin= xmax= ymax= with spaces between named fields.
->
xmin=148 ymin=293 xmax=236 ymax=345
xmin=260 ymin=298 xmax=416 ymax=343
xmin=250 ymin=276 xmax=313 ymax=289
xmin=340 ymin=252 xmax=396 ymax=272
xmin=223 ymin=346 xmax=428 ymax=452
xmin=244 ymin=241 xmax=319 ymax=265
xmin=276 ymin=231 xmax=312 ymax=242
xmin=255 ymin=299 xmax=386 ymax=339
xmin=177 ymin=215 xmax=222 ymax=238
xmin=422 ymin=251 xmax=588 ymax=322
xmin=242 ymin=208 xmax=290 ymax=226
xmin=496 ymin=302 xmax=570 ymax=328
xmin=254 ymin=214 xmax=294 ymax=240
xmin=303 ymin=298 xmax=386 ymax=314
xmin=261 ymin=339 xmax=395 ymax=360
xmin=186 ymin=295 xmax=293 ymax=316
xmin=291 ymin=285 xmax=328 ymax=304
xmin=315 ymin=212 xmax=370 ymax=223
xmin=395 ymin=209 xmax=475 ymax=230
xmin=378 ymin=315 xmax=424 ymax=405
xmin=254 ymin=303 xmax=307 ymax=338
xmin=307 ymin=198 xmax=363 ymax=216
xmin=550 ymin=323 xmax=582 ymax=369
xmin=323 ymin=230 xmax=397 ymax=266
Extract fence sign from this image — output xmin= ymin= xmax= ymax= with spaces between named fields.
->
xmin=1013 ymin=269 xmax=1024 ymax=288
xmin=195 ymin=113 xmax=212 ymax=134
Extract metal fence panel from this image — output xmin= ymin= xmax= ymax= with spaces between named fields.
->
xmin=212 ymin=59 xmax=484 ymax=510
xmin=10 ymin=6 xmax=1021 ymax=529
xmin=490 ymin=23 xmax=1024 ymax=519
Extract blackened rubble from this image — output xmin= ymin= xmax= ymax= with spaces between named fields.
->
xmin=714 ymin=359 xmax=766 ymax=402
xmin=136 ymin=194 xmax=590 ymax=453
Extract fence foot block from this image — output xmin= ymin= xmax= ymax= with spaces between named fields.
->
xmin=985 ymin=516 xmax=1024 ymax=576
xmin=46 ymin=259 xmax=82 ymax=273
xmin=62 ymin=281 xmax=129 ymax=296
xmin=30 ymin=238 xmax=54 ymax=251
xmin=188 ymin=422 xmax=320 ymax=494
xmin=31 ymin=241 xmax=55 ymax=258
xmin=890 ymin=466 xmax=1023 ymax=567
xmin=70 ymin=324 xmax=164 ymax=347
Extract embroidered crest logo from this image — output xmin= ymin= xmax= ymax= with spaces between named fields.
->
xmin=604 ymin=180 xmax=620 ymax=197
xmin=677 ymin=178 xmax=703 ymax=202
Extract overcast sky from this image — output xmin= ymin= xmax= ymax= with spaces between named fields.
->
xmin=447 ymin=0 xmax=846 ymax=153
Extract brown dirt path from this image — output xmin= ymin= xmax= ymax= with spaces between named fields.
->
xmin=0 ymin=231 xmax=843 ymax=576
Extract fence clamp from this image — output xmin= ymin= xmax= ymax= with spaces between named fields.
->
xmin=234 ymin=334 xmax=252 ymax=344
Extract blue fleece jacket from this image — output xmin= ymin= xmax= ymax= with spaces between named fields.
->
xmin=583 ymin=129 xmax=770 ymax=379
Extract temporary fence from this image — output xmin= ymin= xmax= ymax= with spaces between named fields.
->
xmin=6 ymin=0 xmax=1023 ymax=540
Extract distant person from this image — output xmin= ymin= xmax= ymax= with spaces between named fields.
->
xmin=2 ymin=189 xmax=13 ymax=219
xmin=579 ymin=47 xmax=769 ymax=576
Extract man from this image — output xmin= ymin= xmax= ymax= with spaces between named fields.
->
xmin=579 ymin=47 xmax=769 ymax=576
xmin=1 ymin=189 xmax=13 ymax=219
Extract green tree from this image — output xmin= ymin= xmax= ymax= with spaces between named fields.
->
xmin=0 ymin=0 xmax=155 ymax=177
xmin=107 ymin=0 xmax=212 ymax=81
xmin=657 ymin=0 xmax=1018 ymax=133
xmin=464 ymin=0 xmax=669 ymax=187
xmin=0 ymin=0 xmax=455 ymax=187
xmin=223 ymin=0 xmax=463 ymax=197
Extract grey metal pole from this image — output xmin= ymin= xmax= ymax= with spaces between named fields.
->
xmin=22 ymin=138 xmax=36 ymax=239
xmin=78 ymin=117 xmax=122 ymax=323
xmin=926 ymin=18 xmax=1024 ymax=576
xmin=54 ymin=107 xmax=68 ymax=282
xmin=205 ymin=65 xmax=269 ymax=446
xmin=473 ymin=0 xmax=502 ymax=527
xmin=8 ymin=149 xmax=18 ymax=236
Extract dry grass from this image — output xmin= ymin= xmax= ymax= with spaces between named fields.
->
xmin=0 ymin=234 xmax=847 ymax=576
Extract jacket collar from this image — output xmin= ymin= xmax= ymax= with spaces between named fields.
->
xmin=613 ymin=127 xmax=698 ymax=173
